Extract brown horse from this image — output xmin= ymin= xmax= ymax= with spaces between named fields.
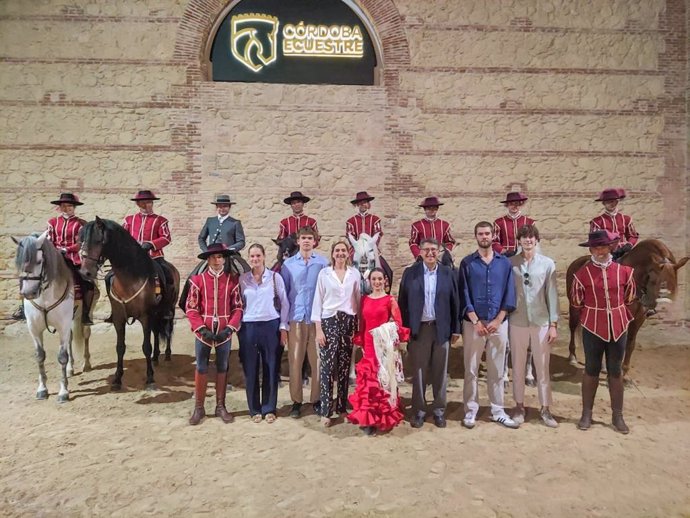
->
xmin=79 ymin=217 xmax=180 ymax=390
xmin=566 ymin=239 xmax=688 ymax=378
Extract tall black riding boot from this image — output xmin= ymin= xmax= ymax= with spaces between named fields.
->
xmin=81 ymin=283 xmax=95 ymax=325
xmin=577 ymin=374 xmax=599 ymax=430
xmin=608 ymin=375 xmax=629 ymax=434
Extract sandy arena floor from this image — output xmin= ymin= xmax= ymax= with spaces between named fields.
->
xmin=1 ymin=322 xmax=689 ymax=517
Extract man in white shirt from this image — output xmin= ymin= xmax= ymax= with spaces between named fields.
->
xmin=509 ymin=224 xmax=559 ymax=427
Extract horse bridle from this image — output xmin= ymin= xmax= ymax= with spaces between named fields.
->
xmin=19 ymin=260 xmax=48 ymax=296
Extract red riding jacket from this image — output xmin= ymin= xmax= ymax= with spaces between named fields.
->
xmin=409 ymin=218 xmax=455 ymax=258
xmin=492 ymin=214 xmax=535 ymax=255
xmin=47 ymin=215 xmax=84 ymax=266
xmin=571 ymin=260 xmax=636 ymax=341
xmin=346 ymin=213 xmax=382 ymax=243
xmin=589 ymin=212 xmax=639 ymax=249
xmin=122 ymin=212 xmax=171 ymax=259
xmin=186 ymin=269 xmax=243 ymax=347
xmin=278 ymin=214 xmax=319 ymax=246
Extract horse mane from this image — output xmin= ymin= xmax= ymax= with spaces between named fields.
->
xmin=15 ymin=234 xmax=70 ymax=284
xmin=627 ymin=239 xmax=676 ymax=263
xmin=82 ymin=218 xmax=155 ymax=278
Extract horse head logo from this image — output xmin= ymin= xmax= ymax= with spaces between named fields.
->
xmin=230 ymin=13 xmax=279 ymax=73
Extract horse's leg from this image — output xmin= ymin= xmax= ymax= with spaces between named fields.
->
xmin=153 ymin=332 xmax=160 ymax=364
xmin=568 ymin=306 xmax=580 ymax=366
xmin=56 ymin=332 xmax=71 ymax=403
xmin=142 ymin=318 xmax=155 ymax=390
xmin=525 ymin=346 xmax=536 ymax=387
xmin=66 ymin=328 xmax=75 ymax=378
xmin=623 ymin=320 xmax=642 ymax=384
xmin=82 ymin=325 xmax=92 ymax=372
xmin=112 ymin=318 xmax=127 ymax=390
xmin=31 ymin=332 xmax=49 ymax=400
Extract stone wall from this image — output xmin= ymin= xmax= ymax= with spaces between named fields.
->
xmin=0 ymin=0 xmax=687 ymax=324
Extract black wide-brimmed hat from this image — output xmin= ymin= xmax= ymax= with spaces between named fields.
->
xmin=351 ymin=191 xmax=375 ymax=205
xmin=578 ymin=230 xmax=621 ymax=247
xmin=283 ymin=191 xmax=311 ymax=205
xmin=419 ymin=196 xmax=444 ymax=208
xmin=198 ymin=243 xmax=234 ymax=260
xmin=50 ymin=192 xmax=83 ymax=206
xmin=595 ymin=188 xmax=626 ymax=202
xmin=211 ymin=194 xmax=235 ymax=205
xmin=500 ymin=191 xmax=528 ymax=204
xmin=131 ymin=190 xmax=160 ymax=201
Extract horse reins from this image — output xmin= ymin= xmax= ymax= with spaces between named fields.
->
xmin=23 ymin=277 xmax=71 ymax=335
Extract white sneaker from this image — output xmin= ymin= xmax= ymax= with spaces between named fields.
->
xmin=462 ymin=412 xmax=476 ymax=429
xmin=492 ymin=412 xmax=520 ymax=429
xmin=512 ymin=407 xmax=525 ymax=425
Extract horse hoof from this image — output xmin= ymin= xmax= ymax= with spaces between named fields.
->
xmin=164 ymin=354 xmax=171 ymax=362
xmin=111 ymin=383 xmax=122 ymax=391
xmin=36 ymin=390 xmax=49 ymax=400
xmin=525 ymin=379 xmax=536 ymax=388
xmin=568 ymin=356 xmax=578 ymax=367
xmin=57 ymin=393 xmax=69 ymax=403
xmin=83 ymin=363 xmax=92 ymax=373
xmin=67 ymin=368 xmax=75 ymax=377
xmin=152 ymin=358 xmax=159 ymax=365
xmin=145 ymin=383 xmax=157 ymax=392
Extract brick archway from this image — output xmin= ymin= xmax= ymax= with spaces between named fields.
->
xmin=173 ymin=0 xmax=410 ymax=83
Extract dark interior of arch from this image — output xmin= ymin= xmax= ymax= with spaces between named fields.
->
xmin=211 ymin=0 xmax=377 ymax=84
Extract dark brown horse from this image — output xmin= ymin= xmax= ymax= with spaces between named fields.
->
xmin=79 ymin=217 xmax=180 ymax=390
xmin=566 ymin=239 xmax=688 ymax=378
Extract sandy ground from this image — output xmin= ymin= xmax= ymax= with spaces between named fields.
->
xmin=0 ymin=321 xmax=689 ymax=518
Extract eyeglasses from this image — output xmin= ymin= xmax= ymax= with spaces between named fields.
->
xmin=523 ymin=272 xmax=530 ymax=286
xmin=421 ymin=248 xmax=438 ymax=254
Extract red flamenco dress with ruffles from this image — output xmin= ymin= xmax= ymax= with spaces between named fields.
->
xmin=347 ymin=295 xmax=410 ymax=431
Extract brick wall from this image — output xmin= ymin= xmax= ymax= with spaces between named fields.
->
xmin=0 ymin=0 xmax=687 ymax=324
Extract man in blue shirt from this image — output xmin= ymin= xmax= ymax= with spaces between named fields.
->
xmin=458 ymin=221 xmax=518 ymax=429
xmin=280 ymin=226 xmax=328 ymax=418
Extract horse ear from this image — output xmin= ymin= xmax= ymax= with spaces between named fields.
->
xmin=347 ymin=234 xmax=357 ymax=247
xmin=272 ymin=238 xmax=279 ymax=245
xmin=11 ymin=236 xmax=20 ymax=245
xmin=34 ymin=231 xmax=48 ymax=249
xmin=371 ymin=232 xmax=380 ymax=244
xmin=674 ymin=257 xmax=689 ymax=271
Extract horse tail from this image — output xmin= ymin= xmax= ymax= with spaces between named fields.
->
xmin=152 ymin=312 xmax=175 ymax=353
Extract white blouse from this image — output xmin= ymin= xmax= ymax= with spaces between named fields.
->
xmin=310 ymin=266 xmax=361 ymax=321
xmin=240 ymin=268 xmax=290 ymax=331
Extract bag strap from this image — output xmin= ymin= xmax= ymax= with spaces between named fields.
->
xmin=272 ymin=272 xmax=278 ymax=300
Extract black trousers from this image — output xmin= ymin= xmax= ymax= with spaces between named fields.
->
xmin=318 ymin=312 xmax=356 ymax=417
xmin=582 ymin=328 xmax=626 ymax=377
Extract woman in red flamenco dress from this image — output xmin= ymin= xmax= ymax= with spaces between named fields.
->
xmin=348 ymin=268 xmax=410 ymax=435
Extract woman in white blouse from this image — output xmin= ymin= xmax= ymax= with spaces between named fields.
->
xmin=311 ymin=241 xmax=361 ymax=427
xmin=239 ymin=244 xmax=290 ymax=424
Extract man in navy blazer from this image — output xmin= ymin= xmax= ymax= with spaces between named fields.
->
xmin=198 ymin=194 xmax=245 ymax=253
xmin=398 ymin=237 xmax=460 ymax=428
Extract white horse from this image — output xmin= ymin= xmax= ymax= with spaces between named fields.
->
xmin=349 ymin=232 xmax=393 ymax=294
xmin=13 ymin=231 xmax=94 ymax=402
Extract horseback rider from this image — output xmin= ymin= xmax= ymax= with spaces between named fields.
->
xmin=346 ymin=191 xmax=382 ymax=250
xmin=122 ymin=190 xmax=174 ymax=314
xmin=590 ymin=188 xmax=639 ymax=261
xmin=278 ymin=191 xmax=320 ymax=247
xmin=178 ymin=194 xmax=246 ymax=311
xmin=186 ymin=243 xmax=244 ymax=426
xmin=571 ymin=229 xmax=636 ymax=434
xmin=409 ymin=196 xmax=455 ymax=261
xmin=198 ymin=194 xmax=246 ymax=268
xmin=48 ymin=192 xmax=95 ymax=325
xmin=492 ymin=191 xmax=535 ymax=257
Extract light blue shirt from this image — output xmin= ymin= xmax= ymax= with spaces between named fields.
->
xmin=280 ymin=252 xmax=329 ymax=324
xmin=422 ymin=263 xmax=437 ymax=322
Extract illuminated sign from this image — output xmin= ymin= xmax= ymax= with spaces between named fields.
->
xmin=211 ymin=0 xmax=376 ymax=85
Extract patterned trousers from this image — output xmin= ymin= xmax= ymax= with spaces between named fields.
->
xmin=318 ymin=311 xmax=356 ymax=417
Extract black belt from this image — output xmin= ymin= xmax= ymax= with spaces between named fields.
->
xmin=421 ymin=320 xmax=436 ymax=326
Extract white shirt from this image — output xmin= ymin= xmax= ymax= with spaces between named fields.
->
xmin=310 ymin=266 xmax=361 ymax=321
xmin=218 ymin=214 xmax=229 ymax=224
xmin=422 ymin=263 xmax=437 ymax=322
xmin=240 ymin=268 xmax=290 ymax=330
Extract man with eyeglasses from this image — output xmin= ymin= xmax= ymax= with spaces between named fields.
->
xmin=398 ymin=238 xmax=460 ymax=429
xmin=508 ymin=224 xmax=559 ymax=427
xmin=458 ymin=221 xmax=518 ymax=429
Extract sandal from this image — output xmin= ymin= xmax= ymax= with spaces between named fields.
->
xmin=265 ymin=413 xmax=277 ymax=424
xmin=251 ymin=414 xmax=262 ymax=423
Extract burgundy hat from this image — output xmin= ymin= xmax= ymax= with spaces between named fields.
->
xmin=131 ymin=190 xmax=160 ymax=201
xmin=351 ymin=191 xmax=375 ymax=205
xmin=419 ymin=196 xmax=444 ymax=208
xmin=500 ymin=191 xmax=528 ymax=204
xmin=283 ymin=191 xmax=311 ymax=205
xmin=198 ymin=243 xmax=234 ymax=260
xmin=578 ymin=230 xmax=621 ymax=248
xmin=211 ymin=194 xmax=235 ymax=205
xmin=595 ymin=188 xmax=626 ymax=202
xmin=50 ymin=192 xmax=83 ymax=206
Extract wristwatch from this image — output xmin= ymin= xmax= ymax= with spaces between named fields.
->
xmin=470 ymin=318 xmax=479 ymax=325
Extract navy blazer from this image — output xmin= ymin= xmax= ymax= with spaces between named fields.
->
xmin=398 ymin=262 xmax=460 ymax=344
xmin=198 ymin=216 xmax=246 ymax=252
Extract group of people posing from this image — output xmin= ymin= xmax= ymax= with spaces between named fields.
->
xmin=33 ymin=187 xmax=639 ymax=435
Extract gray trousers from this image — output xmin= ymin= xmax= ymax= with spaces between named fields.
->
xmin=408 ymin=322 xmax=449 ymax=418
